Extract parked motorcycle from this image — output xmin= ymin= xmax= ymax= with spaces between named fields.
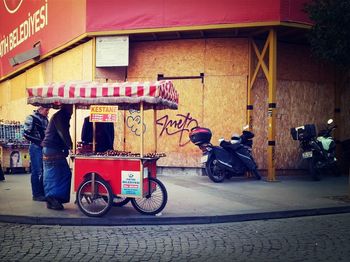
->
xmin=189 ymin=126 xmax=261 ymax=183
xmin=291 ymin=119 xmax=340 ymax=181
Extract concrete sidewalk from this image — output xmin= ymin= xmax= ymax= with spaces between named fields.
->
xmin=0 ymin=173 xmax=349 ymax=225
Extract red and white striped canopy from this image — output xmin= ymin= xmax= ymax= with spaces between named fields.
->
xmin=26 ymin=80 xmax=179 ymax=110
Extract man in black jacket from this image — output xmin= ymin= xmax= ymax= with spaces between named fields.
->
xmin=23 ymin=106 xmax=50 ymax=201
xmin=42 ymin=104 xmax=73 ymax=210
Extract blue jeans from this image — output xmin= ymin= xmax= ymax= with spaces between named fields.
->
xmin=29 ymin=144 xmax=45 ymax=197
xmin=43 ymin=147 xmax=72 ymax=203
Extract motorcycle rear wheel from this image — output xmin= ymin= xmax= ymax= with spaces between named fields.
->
xmin=330 ymin=162 xmax=341 ymax=177
xmin=251 ymin=169 xmax=262 ymax=180
xmin=308 ymin=158 xmax=320 ymax=181
xmin=206 ymin=157 xmax=225 ymax=183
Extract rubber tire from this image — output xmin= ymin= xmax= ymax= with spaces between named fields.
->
xmin=76 ymin=177 xmax=113 ymax=217
xmin=131 ymin=177 xmax=168 ymax=215
xmin=308 ymin=158 xmax=320 ymax=181
xmin=251 ymin=169 xmax=261 ymax=180
xmin=330 ymin=163 xmax=341 ymax=177
xmin=206 ymin=157 xmax=225 ymax=183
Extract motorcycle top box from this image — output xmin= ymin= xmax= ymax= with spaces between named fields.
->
xmin=291 ymin=124 xmax=316 ymax=141
xmin=241 ymin=130 xmax=254 ymax=140
xmin=189 ymin=127 xmax=212 ymax=145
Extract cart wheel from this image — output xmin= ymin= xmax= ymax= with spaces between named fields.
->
xmin=112 ymin=196 xmax=130 ymax=207
xmin=131 ymin=177 xmax=167 ymax=215
xmin=76 ymin=177 xmax=113 ymax=217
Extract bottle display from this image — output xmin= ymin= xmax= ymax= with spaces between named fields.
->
xmin=0 ymin=119 xmax=28 ymax=148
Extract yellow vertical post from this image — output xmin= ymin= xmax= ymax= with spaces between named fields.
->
xmin=140 ymin=102 xmax=144 ymax=195
xmin=153 ymin=106 xmax=158 ymax=153
xmin=123 ymin=111 xmax=126 ymax=152
xmin=140 ymin=102 xmax=144 ymax=157
xmin=247 ymin=38 xmax=253 ymax=130
xmin=267 ymin=29 xmax=277 ymax=181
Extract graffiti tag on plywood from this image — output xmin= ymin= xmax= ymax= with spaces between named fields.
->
xmin=156 ymin=112 xmax=198 ymax=147
xmin=126 ymin=110 xmax=146 ymax=136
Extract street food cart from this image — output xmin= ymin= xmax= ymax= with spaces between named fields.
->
xmin=26 ymin=80 xmax=179 ymax=217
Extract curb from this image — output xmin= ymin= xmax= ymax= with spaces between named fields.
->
xmin=1 ymin=206 xmax=350 ymax=226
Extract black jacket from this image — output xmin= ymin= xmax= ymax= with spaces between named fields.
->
xmin=41 ymin=108 xmax=72 ymax=154
xmin=81 ymin=116 xmax=114 ymax=152
xmin=23 ymin=110 xmax=49 ymax=146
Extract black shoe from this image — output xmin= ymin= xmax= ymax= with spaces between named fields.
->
xmin=46 ymin=196 xmax=64 ymax=210
xmin=33 ymin=195 xmax=46 ymax=202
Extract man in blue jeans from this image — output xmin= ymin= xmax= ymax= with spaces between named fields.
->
xmin=42 ymin=104 xmax=73 ymax=210
xmin=23 ymin=106 xmax=50 ymax=201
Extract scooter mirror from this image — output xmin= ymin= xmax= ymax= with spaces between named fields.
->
xmin=327 ymin=119 xmax=334 ymax=125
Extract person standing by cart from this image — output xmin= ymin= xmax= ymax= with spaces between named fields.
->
xmin=42 ymin=104 xmax=73 ymax=210
xmin=23 ymin=106 xmax=50 ymax=201
xmin=81 ymin=116 xmax=114 ymax=152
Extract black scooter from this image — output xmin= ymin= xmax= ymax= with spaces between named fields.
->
xmin=189 ymin=126 xmax=261 ymax=183
xmin=291 ymin=119 xmax=340 ymax=180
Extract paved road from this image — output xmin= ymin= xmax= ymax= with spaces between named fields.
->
xmin=1 ymin=213 xmax=349 ymax=262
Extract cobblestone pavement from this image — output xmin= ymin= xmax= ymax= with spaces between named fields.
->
xmin=1 ymin=213 xmax=349 ymax=262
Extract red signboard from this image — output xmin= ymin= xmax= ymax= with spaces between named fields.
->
xmin=1 ymin=0 xmax=312 ymax=79
xmin=0 ymin=0 xmax=86 ymax=78
xmin=280 ymin=0 xmax=312 ymax=23
xmin=86 ymin=0 xmax=312 ymax=33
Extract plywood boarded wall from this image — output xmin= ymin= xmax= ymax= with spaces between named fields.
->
xmin=251 ymin=43 xmax=336 ymax=170
xmin=113 ymin=38 xmax=339 ymax=170
xmin=1 ymin=37 xmax=345 ymax=172
xmin=338 ymin=72 xmax=350 ymax=142
xmin=119 ymin=39 xmax=249 ymax=167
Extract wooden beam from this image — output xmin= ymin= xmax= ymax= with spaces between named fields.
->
xmin=267 ymin=29 xmax=277 ymax=182
xmin=248 ymin=30 xmax=278 ymax=181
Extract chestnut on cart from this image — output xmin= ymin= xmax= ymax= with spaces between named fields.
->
xmin=26 ymin=80 xmax=179 ymax=217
